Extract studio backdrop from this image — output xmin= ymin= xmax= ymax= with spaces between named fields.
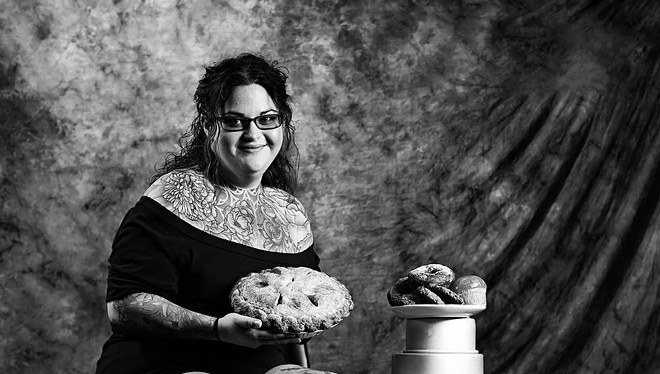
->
xmin=0 ymin=0 xmax=658 ymax=373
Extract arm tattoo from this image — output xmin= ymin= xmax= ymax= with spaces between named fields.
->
xmin=108 ymin=292 xmax=216 ymax=340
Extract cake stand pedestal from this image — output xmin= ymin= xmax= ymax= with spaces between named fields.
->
xmin=390 ymin=305 xmax=486 ymax=374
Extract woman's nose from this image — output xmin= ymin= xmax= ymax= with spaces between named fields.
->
xmin=242 ymin=120 xmax=262 ymax=139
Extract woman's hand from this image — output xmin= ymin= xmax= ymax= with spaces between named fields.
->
xmin=216 ymin=313 xmax=302 ymax=348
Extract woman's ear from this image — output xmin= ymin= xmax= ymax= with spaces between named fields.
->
xmin=203 ymin=121 xmax=214 ymax=138
xmin=201 ymin=115 xmax=212 ymax=137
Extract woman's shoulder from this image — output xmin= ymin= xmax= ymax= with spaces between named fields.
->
xmin=258 ymin=187 xmax=314 ymax=253
xmin=145 ymin=168 xmax=212 ymax=197
xmin=146 ymin=168 xmax=211 ymax=193
xmin=262 ymin=187 xmax=308 ymax=214
xmin=143 ymin=169 xmax=216 ymax=221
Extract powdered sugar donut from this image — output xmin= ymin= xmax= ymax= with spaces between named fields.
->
xmin=426 ymin=283 xmax=465 ymax=304
xmin=408 ymin=264 xmax=455 ymax=288
xmin=414 ymin=285 xmax=445 ymax=304
xmin=387 ymin=276 xmax=425 ymax=306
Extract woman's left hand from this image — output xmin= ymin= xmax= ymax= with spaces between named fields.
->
xmin=216 ymin=313 xmax=302 ymax=348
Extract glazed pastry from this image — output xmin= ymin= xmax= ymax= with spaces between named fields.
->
xmin=388 ymin=276 xmax=425 ymax=306
xmin=450 ymin=275 xmax=487 ymax=306
xmin=407 ymin=264 xmax=455 ymax=288
xmin=426 ymin=283 xmax=465 ymax=304
xmin=231 ymin=267 xmax=353 ymax=333
xmin=414 ymin=285 xmax=446 ymax=304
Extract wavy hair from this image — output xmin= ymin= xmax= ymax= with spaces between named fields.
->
xmin=151 ymin=53 xmax=299 ymax=194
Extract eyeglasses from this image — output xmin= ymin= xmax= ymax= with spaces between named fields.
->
xmin=215 ymin=114 xmax=281 ymax=132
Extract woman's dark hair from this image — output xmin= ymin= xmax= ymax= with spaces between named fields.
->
xmin=151 ymin=53 xmax=299 ymax=194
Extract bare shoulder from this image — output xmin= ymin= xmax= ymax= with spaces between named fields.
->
xmin=143 ymin=169 xmax=217 ymax=223
xmin=144 ymin=169 xmax=213 ymax=201
xmin=260 ymin=188 xmax=314 ymax=253
xmin=262 ymin=188 xmax=309 ymax=215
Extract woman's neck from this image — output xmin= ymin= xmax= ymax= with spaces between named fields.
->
xmin=205 ymin=166 xmax=263 ymax=192
xmin=214 ymin=162 xmax=263 ymax=190
xmin=213 ymin=176 xmax=264 ymax=204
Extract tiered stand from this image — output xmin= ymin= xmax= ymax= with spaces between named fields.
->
xmin=390 ymin=305 xmax=486 ymax=374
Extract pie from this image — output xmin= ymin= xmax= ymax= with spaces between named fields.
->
xmin=230 ymin=266 xmax=354 ymax=333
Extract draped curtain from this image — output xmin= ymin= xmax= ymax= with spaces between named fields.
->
xmin=308 ymin=1 xmax=660 ymax=373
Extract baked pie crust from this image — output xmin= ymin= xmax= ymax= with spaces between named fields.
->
xmin=230 ymin=267 xmax=354 ymax=333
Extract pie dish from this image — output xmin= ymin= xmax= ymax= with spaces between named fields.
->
xmin=230 ymin=266 xmax=353 ymax=333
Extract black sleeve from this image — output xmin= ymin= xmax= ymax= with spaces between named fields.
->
xmin=105 ymin=204 xmax=185 ymax=302
xmin=310 ymin=250 xmax=321 ymax=272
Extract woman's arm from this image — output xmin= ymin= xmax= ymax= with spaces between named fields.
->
xmin=107 ymin=292 xmax=215 ymax=340
xmin=107 ymin=292 xmax=303 ymax=348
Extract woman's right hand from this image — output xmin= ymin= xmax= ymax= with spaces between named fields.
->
xmin=216 ymin=313 xmax=302 ymax=348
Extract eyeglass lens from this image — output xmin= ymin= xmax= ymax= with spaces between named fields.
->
xmin=219 ymin=114 xmax=280 ymax=131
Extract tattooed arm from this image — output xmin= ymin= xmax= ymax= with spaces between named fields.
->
xmin=107 ymin=292 xmax=303 ymax=348
xmin=107 ymin=292 xmax=216 ymax=340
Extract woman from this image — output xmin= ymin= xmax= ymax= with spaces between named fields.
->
xmin=95 ymin=53 xmax=334 ymax=374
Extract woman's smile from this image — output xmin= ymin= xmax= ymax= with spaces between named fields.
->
xmin=239 ymin=143 xmax=267 ymax=151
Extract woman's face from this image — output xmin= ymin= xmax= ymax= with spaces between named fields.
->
xmin=213 ymin=84 xmax=283 ymax=189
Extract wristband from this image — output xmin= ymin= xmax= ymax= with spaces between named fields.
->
xmin=213 ymin=317 xmax=221 ymax=341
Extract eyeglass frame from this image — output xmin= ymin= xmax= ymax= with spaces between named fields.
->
xmin=212 ymin=113 xmax=283 ymax=132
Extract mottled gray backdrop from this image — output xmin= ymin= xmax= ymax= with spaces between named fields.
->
xmin=1 ymin=0 xmax=659 ymax=373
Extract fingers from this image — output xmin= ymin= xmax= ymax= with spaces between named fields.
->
xmin=233 ymin=314 xmax=262 ymax=329
xmin=257 ymin=332 xmax=302 ymax=345
xmin=267 ymin=332 xmax=299 ymax=340
xmin=259 ymin=338 xmax=302 ymax=345
xmin=221 ymin=313 xmax=303 ymax=346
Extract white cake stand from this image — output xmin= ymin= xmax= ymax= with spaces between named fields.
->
xmin=390 ymin=305 xmax=486 ymax=374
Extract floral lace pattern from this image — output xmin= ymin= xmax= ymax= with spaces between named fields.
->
xmin=144 ymin=170 xmax=313 ymax=253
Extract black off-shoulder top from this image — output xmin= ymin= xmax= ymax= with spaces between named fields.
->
xmin=95 ymin=197 xmax=320 ymax=374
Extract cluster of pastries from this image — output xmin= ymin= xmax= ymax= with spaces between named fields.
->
xmin=231 ymin=267 xmax=354 ymax=333
xmin=387 ymin=264 xmax=487 ymax=307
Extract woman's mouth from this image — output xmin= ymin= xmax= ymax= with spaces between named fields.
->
xmin=239 ymin=143 xmax=266 ymax=152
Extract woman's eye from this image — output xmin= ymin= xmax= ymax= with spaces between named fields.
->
xmin=259 ymin=116 xmax=278 ymax=124
xmin=225 ymin=119 xmax=243 ymax=127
